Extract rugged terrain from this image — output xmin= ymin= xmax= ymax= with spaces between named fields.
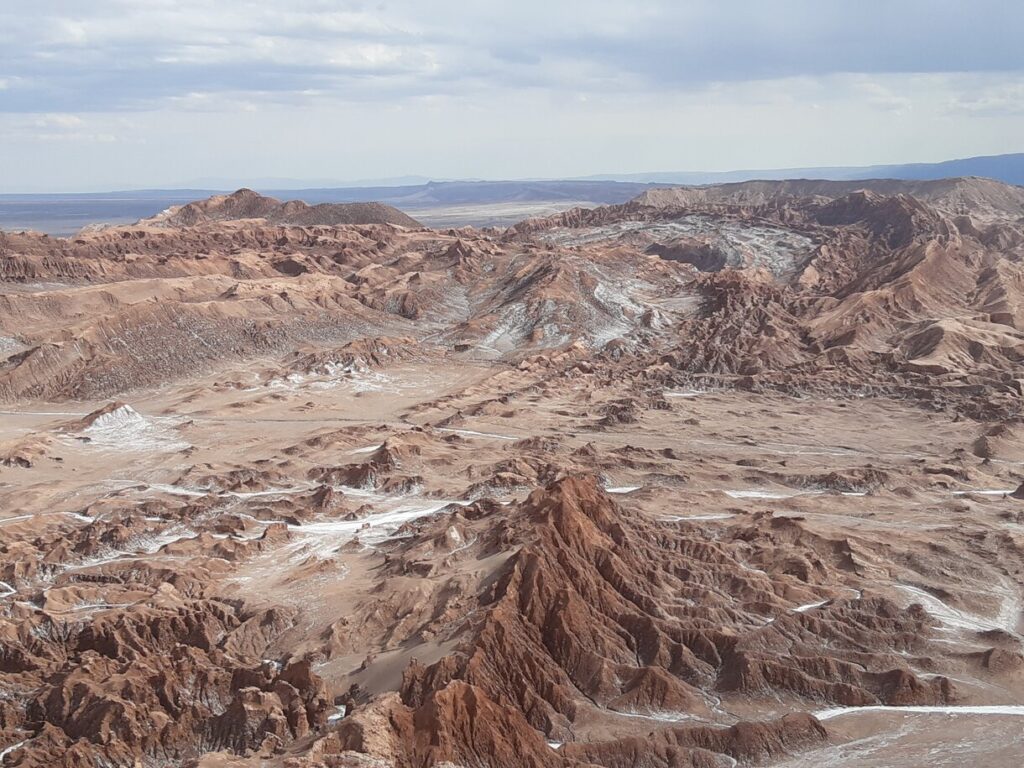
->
xmin=146 ymin=189 xmax=423 ymax=229
xmin=3 ymin=179 xmax=1024 ymax=767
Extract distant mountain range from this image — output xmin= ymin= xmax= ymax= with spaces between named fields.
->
xmin=169 ymin=152 xmax=1024 ymax=192
xmin=173 ymin=175 xmax=443 ymax=191
xmin=575 ymin=152 xmax=1024 ymax=186
xmin=264 ymin=179 xmax=659 ymax=207
xmin=2 ymin=152 xmax=1021 ymax=235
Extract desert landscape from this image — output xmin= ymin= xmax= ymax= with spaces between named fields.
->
xmin=1 ymin=177 xmax=1024 ymax=767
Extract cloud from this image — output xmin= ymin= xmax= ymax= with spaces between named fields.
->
xmin=947 ymin=79 xmax=1024 ymax=116
xmin=34 ymin=113 xmax=83 ymax=129
xmin=0 ymin=112 xmax=127 ymax=144
xmin=1 ymin=1 xmax=439 ymax=111
xmin=852 ymin=80 xmax=913 ymax=114
xmin=2 ymin=1 xmax=1023 ymax=114
xmin=2 ymin=2 xmax=1023 ymax=191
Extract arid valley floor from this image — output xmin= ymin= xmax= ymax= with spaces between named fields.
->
xmin=3 ymin=180 xmax=1024 ymax=767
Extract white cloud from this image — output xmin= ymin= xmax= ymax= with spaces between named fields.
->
xmin=34 ymin=113 xmax=84 ymax=129
xmin=948 ymin=79 xmax=1024 ymax=117
xmin=49 ymin=18 xmax=90 ymax=45
xmin=0 ymin=113 xmax=129 ymax=146
xmin=853 ymin=80 xmax=913 ymax=114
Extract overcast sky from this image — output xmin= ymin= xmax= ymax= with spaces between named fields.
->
xmin=1 ymin=0 xmax=1023 ymax=191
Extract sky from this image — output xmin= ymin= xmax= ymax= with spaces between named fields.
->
xmin=1 ymin=0 xmax=1023 ymax=192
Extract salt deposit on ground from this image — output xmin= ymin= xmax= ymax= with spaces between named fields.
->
xmin=289 ymin=496 xmax=473 ymax=550
xmin=0 ymin=741 xmax=26 ymax=762
xmin=952 ymin=489 xmax=1015 ymax=497
xmin=437 ymin=427 xmax=518 ymax=441
xmin=815 ymin=705 xmax=1024 ymax=720
xmin=724 ymin=489 xmax=818 ymax=500
xmin=665 ymin=390 xmax=705 ymax=398
xmin=75 ymin=405 xmax=189 ymax=452
xmin=538 ymin=217 xmax=815 ymax=277
xmin=792 ymin=600 xmax=829 ymax=613
xmin=898 ymin=580 xmax=1020 ymax=636
xmin=664 ymin=513 xmax=735 ymax=521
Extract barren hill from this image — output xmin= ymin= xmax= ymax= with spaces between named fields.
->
xmin=634 ymin=176 xmax=1024 ymax=221
xmin=147 ymin=187 xmax=423 ymax=228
